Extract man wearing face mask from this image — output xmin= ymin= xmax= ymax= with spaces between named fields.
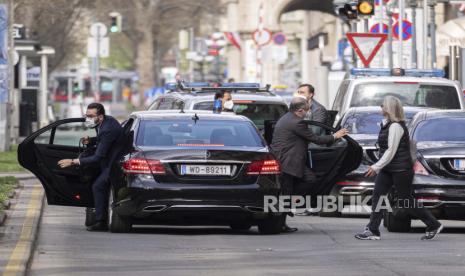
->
xmin=270 ymin=97 xmax=348 ymax=232
xmin=57 ymin=103 xmax=123 ymax=231
xmin=222 ymin=91 xmax=234 ymax=112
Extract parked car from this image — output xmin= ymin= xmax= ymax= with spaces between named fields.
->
xmin=384 ymin=110 xmax=465 ymax=232
xmin=18 ymin=110 xmax=362 ymax=234
xmin=332 ymin=68 xmax=465 ymax=125
xmin=326 ymin=106 xmax=434 ymax=217
xmin=147 ymin=82 xmax=289 ymax=131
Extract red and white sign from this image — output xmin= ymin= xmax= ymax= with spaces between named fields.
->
xmin=252 ymin=28 xmax=272 ymax=46
xmin=346 ymin=33 xmax=387 ymax=68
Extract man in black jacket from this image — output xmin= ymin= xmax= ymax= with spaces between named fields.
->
xmin=58 ymin=103 xmax=123 ymax=231
xmin=271 ymin=97 xmax=348 ymax=232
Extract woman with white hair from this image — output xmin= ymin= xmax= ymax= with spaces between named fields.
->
xmin=355 ymin=96 xmax=443 ymax=241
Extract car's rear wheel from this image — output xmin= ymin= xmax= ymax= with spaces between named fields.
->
xmin=384 ymin=210 xmax=411 ymax=232
xmin=257 ymin=214 xmax=285 ymax=235
xmin=109 ymin=189 xmax=132 ymax=233
xmin=230 ymin=222 xmax=252 ymax=231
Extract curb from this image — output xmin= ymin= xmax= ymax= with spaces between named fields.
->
xmin=2 ymin=184 xmax=45 ymax=276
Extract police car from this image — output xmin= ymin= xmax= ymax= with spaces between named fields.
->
xmin=147 ymin=82 xmax=289 ymax=131
xmin=332 ymin=68 xmax=465 ymax=125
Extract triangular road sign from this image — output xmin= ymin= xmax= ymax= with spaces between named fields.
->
xmin=346 ymin=33 xmax=387 ymax=68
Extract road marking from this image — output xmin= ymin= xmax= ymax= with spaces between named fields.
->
xmin=3 ymin=185 xmax=42 ymax=276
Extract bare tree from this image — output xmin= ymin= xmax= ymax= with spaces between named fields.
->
xmin=14 ymin=0 xmax=94 ymax=71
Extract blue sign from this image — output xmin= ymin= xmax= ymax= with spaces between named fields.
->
xmin=337 ymin=38 xmax=349 ymax=59
xmin=370 ymin=23 xmax=389 ymax=34
xmin=393 ymin=20 xmax=412 ymax=41
xmin=273 ymin=33 xmax=287 ymax=45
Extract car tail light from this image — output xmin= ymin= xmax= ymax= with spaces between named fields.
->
xmin=336 ymin=181 xmax=361 ymax=186
xmin=246 ymin=160 xmax=280 ymax=175
xmin=122 ymin=158 xmax=166 ymax=175
xmin=413 ymin=160 xmax=429 ymax=175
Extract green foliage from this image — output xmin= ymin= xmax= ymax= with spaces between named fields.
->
xmin=0 ymin=177 xmax=19 ymax=211
xmin=101 ymin=33 xmax=135 ymax=71
xmin=0 ymin=145 xmax=27 ymax=172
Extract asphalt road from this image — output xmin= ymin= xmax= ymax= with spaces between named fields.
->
xmin=29 ymin=205 xmax=465 ymax=276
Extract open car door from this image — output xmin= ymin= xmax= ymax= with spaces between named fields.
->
xmin=264 ymin=120 xmax=362 ymax=197
xmin=18 ymin=118 xmax=98 ymax=207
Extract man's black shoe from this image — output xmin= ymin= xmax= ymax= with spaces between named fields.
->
xmin=86 ymin=221 xmax=109 ymax=232
xmin=282 ymin=224 xmax=298 ymax=233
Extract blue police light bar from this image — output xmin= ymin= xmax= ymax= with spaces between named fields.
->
xmin=351 ymin=68 xmax=445 ymax=78
xmin=220 ymin=83 xmax=261 ymax=88
xmin=165 ymin=82 xmax=177 ymax=90
xmin=180 ymin=82 xmax=211 ymax=89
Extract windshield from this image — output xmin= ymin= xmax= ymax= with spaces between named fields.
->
xmin=351 ymin=83 xmax=461 ymax=109
xmin=413 ymin=117 xmax=465 ymax=142
xmin=194 ymin=102 xmax=287 ymax=129
xmin=136 ymin=119 xmax=265 ymax=148
xmin=342 ymin=111 xmax=418 ymax=135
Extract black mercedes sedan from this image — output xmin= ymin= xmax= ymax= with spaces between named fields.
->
xmin=326 ymin=107 xmax=431 ymax=216
xmin=384 ymin=110 xmax=465 ymax=232
xmin=18 ymin=110 xmax=361 ymax=234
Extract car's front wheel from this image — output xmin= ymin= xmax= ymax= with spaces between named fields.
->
xmin=109 ymin=189 xmax=132 ymax=233
xmin=257 ymin=214 xmax=285 ymax=235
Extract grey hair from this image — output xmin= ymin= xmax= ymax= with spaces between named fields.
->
xmin=289 ymin=97 xmax=309 ymax=112
xmin=383 ymin=96 xmax=405 ymax=122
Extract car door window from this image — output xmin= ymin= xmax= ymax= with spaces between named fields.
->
xmin=157 ymin=97 xmax=175 ymax=110
xmin=34 ymin=122 xmax=96 ymax=146
xmin=333 ymin=80 xmax=349 ymax=111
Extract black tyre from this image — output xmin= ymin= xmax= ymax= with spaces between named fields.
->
xmin=258 ymin=214 xmax=285 ymax=235
xmin=384 ymin=210 xmax=411 ymax=232
xmin=109 ymin=189 xmax=132 ymax=233
xmin=85 ymin=207 xmax=96 ymax=227
xmin=230 ymin=222 xmax=252 ymax=231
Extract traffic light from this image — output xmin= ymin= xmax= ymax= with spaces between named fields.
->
xmin=109 ymin=12 xmax=122 ymax=33
xmin=358 ymin=0 xmax=375 ymax=16
xmin=338 ymin=3 xmax=357 ymax=20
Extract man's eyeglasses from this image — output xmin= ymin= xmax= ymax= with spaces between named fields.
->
xmin=85 ymin=114 xmax=97 ymax=118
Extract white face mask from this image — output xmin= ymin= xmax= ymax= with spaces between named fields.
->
xmin=223 ymin=100 xmax=234 ymax=110
xmin=85 ymin=117 xmax=99 ymax=128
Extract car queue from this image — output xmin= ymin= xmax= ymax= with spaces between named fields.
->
xmin=16 ymin=68 xmax=465 ymax=235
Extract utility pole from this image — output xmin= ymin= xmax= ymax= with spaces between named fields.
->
xmin=429 ymin=0 xmax=437 ymax=69
xmin=387 ymin=8 xmax=394 ymax=69
xmin=410 ymin=0 xmax=418 ymax=68
xmin=423 ymin=0 xmax=428 ymax=68
xmin=398 ymin=0 xmax=404 ymax=68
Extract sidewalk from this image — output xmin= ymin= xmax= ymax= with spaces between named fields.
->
xmin=0 ymin=174 xmax=44 ymax=276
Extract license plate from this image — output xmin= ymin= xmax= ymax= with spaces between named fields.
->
xmin=453 ymin=159 xmax=465 ymax=171
xmin=180 ymin=165 xmax=231 ymax=176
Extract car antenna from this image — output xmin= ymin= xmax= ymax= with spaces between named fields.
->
xmin=191 ymin=113 xmax=199 ymax=124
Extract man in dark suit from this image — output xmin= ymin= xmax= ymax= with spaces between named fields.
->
xmin=270 ymin=97 xmax=348 ymax=232
xmin=297 ymin=83 xmax=328 ymax=124
xmin=58 ymin=103 xmax=123 ymax=231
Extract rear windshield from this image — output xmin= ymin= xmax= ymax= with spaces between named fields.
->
xmin=413 ymin=117 xmax=465 ymax=142
xmin=136 ymin=119 xmax=265 ymax=148
xmin=342 ymin=111 xmax=418 ymax=134
xmin=351 ymin=83 xmax=461 ymax=109
xmin=193 ymin=101 xmax=287 ymax=129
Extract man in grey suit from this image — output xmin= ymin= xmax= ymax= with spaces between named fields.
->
xmin=270 ymin=97 xmax=348 ymax=232
xmin=297 ymin=84 xmax=328 ymax=124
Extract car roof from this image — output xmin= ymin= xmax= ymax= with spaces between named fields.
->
xmin=130 ymin=110 xmax=249 ymax=121
xmin=163 ymin=91 xmax=287 ymax=103
xmin=420 ymin=109 xmax=465 ymax=119
xmin=346 ymin=106 xmax=436 ymax=114
xmin=347 ymin=76 xmax=459 ymax=86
